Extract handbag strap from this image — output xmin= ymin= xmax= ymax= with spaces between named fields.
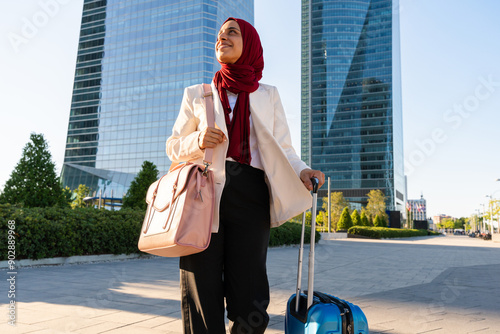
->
xmin=202 ymin=83 xmax=214 ymax=165
xmin=168 ymin=83 xmax=215 ymax=172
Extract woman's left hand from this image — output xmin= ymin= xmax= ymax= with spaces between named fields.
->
xmin=300 ymin=169 xmax=325 ymax=191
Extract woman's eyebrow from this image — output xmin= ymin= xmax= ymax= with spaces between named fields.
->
xmin=218 ymin=26 xmax=240 ymax=36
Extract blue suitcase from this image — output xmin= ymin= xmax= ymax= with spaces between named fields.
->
xmin=285 ymin=178 xmax=369 ymax=334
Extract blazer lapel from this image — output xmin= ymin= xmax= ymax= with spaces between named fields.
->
xmin=249 ymin=86 xmax=273 ymax=134
xmin=210 ymin=82 xmax=229 ymax=138
xmin=249 ymin=85 xmax=289 ymax=173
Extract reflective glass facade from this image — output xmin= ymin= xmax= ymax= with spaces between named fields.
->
xmin=301 ymin=0 xmax=405 ymax=211
xmin=62 ymin=0 xmax=253 ymax=198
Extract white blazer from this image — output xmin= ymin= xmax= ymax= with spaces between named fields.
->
xmin=166 ymin=82 xmax=312 ymax=232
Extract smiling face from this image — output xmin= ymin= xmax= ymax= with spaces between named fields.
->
xmin=215 ymin=20 xmax=243 ymax=64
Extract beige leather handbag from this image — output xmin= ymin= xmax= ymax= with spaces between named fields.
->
xmin=138 ymin=84 xmax=215 ymax=257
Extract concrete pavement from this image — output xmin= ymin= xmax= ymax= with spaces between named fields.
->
xmin=1 ymin=235 xmax=500 ymax=333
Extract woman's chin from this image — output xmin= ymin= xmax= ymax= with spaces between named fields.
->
xmin=217 ymin=54 xmax=238 ymax=64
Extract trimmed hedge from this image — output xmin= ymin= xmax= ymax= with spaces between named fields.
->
xmin=0 ymin=204 xmax=144 ymax=260
xmin=0 ymin=204 xmax=319 ymax=261
xmin=269 ymin=222 xmax=321 ymax=247
xmin=348 ymin=226 xmax=437 ymax=239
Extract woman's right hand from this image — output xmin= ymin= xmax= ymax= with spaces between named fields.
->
xmin=198 ymin=127 xmax=226 ymax=149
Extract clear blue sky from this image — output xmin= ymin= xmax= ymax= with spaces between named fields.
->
xmin=1 ymin=0 xmax=499 ymax=219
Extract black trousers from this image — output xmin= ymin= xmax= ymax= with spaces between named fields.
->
xmin=180 ymin=161 xmax=271 ymax=334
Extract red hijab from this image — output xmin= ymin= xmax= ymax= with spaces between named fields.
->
xmin=213 ymin=17 xmax=264 ymax=165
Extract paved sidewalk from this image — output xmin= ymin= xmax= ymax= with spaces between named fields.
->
xmin=1 ymin=235 xmax=500 ymax=333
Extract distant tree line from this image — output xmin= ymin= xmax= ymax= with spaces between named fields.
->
xmin=317 ymin=189 xmax=389 ymax=232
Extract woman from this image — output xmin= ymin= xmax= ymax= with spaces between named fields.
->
xmin=166 ymin=17 xmax=324 ymax=334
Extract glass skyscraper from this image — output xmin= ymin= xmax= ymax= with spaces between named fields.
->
xmin=301 ymin=0 xmax=405 ymax=212
xmin=61 ymin=0 xmax=253 ymax=198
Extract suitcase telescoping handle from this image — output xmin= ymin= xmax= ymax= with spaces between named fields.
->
xmin=295 ymin=178 xmax=319 ymax=312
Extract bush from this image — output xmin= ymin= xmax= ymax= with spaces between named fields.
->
xmin=0 ymin=204 xmax=144 ymax=260
xmin=269 ymin=222 xmax=321 ymax=247
xmin=348 ymin=226 xmax=432 ymax=239
xmin=373 ymin=214 xmax=387 ymax=227
xmin=0 ymin=204 xmax=320 ymax=260
xmin=360 ymin=210 xmax=370 ymax=226
xmin=336 ymin=207 xmax=352 ymax=231
xmin=351 ymin=209 xmax=361 ymax=226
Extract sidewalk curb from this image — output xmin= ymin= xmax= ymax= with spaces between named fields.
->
xmin=321 ymin=232 xmax=348 ymax=240
xmin=0 ymin=253 xmax=155 ymax=269
xmin=1 ymin=243 xmax=317 ymax=269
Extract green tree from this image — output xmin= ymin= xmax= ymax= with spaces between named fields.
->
xmin=322 ymin=192 xmax=349 ymax=231
xmin=439 ymin=218 xmax=455 ymax=230
xmin=0 ymin=133 xmax=66 ymax=207
xmin=381 ymin=214 xmax=388 ymax=227
xmin=337 ymin=207 xmax=352 ymax=231
xmin=122 ymin=161 xmax=159 ymax=210
xmin=71 ymin=184 xmax=90 ymax=209
xmin=316 ymin=210 xmax=328 ymax=228
xmin=366 ymin=189 xmax=388 ymax=222
xmin=373 ymin=214 xmax=387 ymax=227
xmin=291 ymin=212 xmax=312 ymax=225
xmin=492 ymin=200 xmax=500 ymax=232
xmin=62 ymin=186 xmax=73 ymax=207
xmin=494 ymin=200 xmax=500 ymax=217
xmin=455 ymin=217 xmax=467 ymax=230
xmin=441 ymin=218 xmax=464 ymax=231
xmin=444 ymin=219 xmax=455 ymax=230
xmin=360 ymin=210 xmax=370 ymax=226
xmin=351 ymin=209 xmax=361 ymax=226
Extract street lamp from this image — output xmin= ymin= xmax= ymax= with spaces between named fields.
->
xmin=480 ymin=204 xmax=486 ymax=233
xmin=486 ymin=195 xmax=494 ymax=235
xmin=475 ymin=209 xmax=481 ymax=233
xmin=491 ymin=182 xmax=500 ymax=233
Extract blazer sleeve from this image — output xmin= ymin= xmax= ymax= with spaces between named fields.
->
xmin=166 ymin=87 xmax=205 ymax=163
xmin=271 ymin=86 xmax=310 ymax=176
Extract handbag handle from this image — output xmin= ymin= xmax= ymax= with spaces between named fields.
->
xmin=143 ymin=163 xmax=190 ymax=233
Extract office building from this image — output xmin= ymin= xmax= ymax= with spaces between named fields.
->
xmin=301 ymin=0 xmax=405 ymax=212
xmin=407 ymin=195 xmax=427 ymax=221
xmin=432 ymin=214 xmax=452 ymax=227
xmin=61 ymin=0 xmax=253 ymax=198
